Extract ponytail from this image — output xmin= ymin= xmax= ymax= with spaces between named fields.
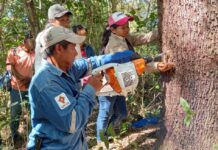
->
xmin=102 ymin=27 xmax=111 ymax=48
xmin=101 ymin=24 xmax=118 ymax=54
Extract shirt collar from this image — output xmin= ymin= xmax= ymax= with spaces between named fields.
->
xmin=111 ymin=32 xmax=125 ymax=40
xmin=42 ymin=60 xmax=65 ymax=77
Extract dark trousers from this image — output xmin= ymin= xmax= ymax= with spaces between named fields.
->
xmin=10 ymin=88 xmax=29 ymax=138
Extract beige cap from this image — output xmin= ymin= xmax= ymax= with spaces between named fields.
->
xmin=48 ymin=4 xmax=72 ymax=20
xmin=40 ymin=26 xmax=86 ymax=52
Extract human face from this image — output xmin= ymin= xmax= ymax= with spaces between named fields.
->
xmin=55 ymin=14 xmax=71 ymax=28
xmin=60 ymin=43 xmax=78 ymax=69
xmin=111 ymin=22 xmax=130 ymax=38
xmin=77 ymin=29 xmax=87 ymax=36
xmin=77 ymin=29 xmax=87 ymax=46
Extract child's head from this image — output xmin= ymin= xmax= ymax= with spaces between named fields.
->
xmin=102 ymin=12 xmax=134 ymax=48
xmin=72 ymin=25 xmax=87 ymax=36
xmin=108 ymin=12 xmax=133 ymax=37
xmin=72 ymin=24 xmax=87 ymax=47
xmin=24 ymin=31 xmax=35 ymax=51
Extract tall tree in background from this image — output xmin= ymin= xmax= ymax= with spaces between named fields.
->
xmin=23 ymin=0 xmax=40 ymax=38
xmin=156 ymin=0 xmax=218 ymax=149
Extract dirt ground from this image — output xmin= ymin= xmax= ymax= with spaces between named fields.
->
xmin=0 ymin=107 xmax=159 ymax=150
xmin=87 ymin=108 xmax=159 ymax=150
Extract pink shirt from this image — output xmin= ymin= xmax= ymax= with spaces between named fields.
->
xmin=6 ymin=45 xmax=35 ymax=91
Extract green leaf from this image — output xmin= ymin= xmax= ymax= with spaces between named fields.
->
xmin=184 ymin=115 xmax=191 ymax=127
xmin=180 ymin=97 xmax=190 ymax=113
xmin=155 ymin=84 xmax=160 ymax=89
xmin=179 ymin=97 xmax=195 ymax=127
xmin=120 ymin=122 xmax=129 ymax=135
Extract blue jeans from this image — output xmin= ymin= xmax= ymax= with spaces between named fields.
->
xmin=96 ymin=95 xmax=127 ymax=141
xmin=10 ymin=88 xmax=29 ymax=138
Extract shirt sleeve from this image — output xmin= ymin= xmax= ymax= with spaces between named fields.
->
xmin=6 ymin=49 xmax=15 ymax=70
xmin=72 ymin=50 xmax=135 ymax=78
xmin=127 ymin=30 xmax=159 ymax=46
xmin=36 ymin=82 xmax=96 ymax=133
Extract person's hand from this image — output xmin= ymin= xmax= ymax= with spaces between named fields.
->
xmin=87 ymin=73 xmax=103 ymax=92
xmin=157 ymin=62 xmax=175 ymax=72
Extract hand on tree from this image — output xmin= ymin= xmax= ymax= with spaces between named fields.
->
xmin=157 ymin=62 xmax=175 ymax=72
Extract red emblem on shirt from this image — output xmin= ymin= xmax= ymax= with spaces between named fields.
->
xmin=59 ymin=96 xmax=65 ymax=104
xmin=55 ymin=93 xmax=71 ymax=110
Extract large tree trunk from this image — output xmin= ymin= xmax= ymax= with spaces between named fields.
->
xmin=156 ymin=0 xmax=218 ymax=150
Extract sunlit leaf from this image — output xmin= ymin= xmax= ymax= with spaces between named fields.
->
xmin=184 ymin=115 xmax=191 ymax=127
xmin=180 ymin=97 xmax=195 ymax=127
xmin=180 ymin=97 xmax=190 ymax=113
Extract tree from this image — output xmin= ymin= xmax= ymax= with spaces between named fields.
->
xmin=23 ymin=0 xmax=40 ymax=38
xmin=155 ymin=0 xmax=218 ymax=149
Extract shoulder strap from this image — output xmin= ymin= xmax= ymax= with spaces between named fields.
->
xmin=125 ymin=38 xmax=135 ymax=51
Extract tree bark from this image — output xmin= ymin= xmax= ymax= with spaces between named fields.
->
xmin=0 ymin=0 xmax=7 ymax=51
xmin=155 ymin=0 xmax=218 ymax=150
xmin=23 ymin=0 xmax=40 ymax=38
xmin=0 ymin=0 xmax=6 ymax=18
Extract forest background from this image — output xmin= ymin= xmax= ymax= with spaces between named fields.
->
xmin=0 ymin=0 xmax=163 ymax=149
xmin=0 ymin=0 xmax=217 ymax=150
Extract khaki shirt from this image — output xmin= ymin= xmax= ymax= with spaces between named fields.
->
xmin=104 ymin=30 xmax=159 ymax=54
xmin=104 ymin=30 xmax=159 ymax=72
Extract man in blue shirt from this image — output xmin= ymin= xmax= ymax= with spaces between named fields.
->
xmin=27 ymin=26 xmax=136 ymax=150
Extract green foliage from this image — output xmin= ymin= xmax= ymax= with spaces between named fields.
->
xmin=179 ymin=97 xmax=195 ymax=127
xmin=0 ymin=92 xmax=10 ymax=130
xmin=127 ymin=72 xmax=162 ymax=118
xmin=107 ymin=123 xmax=116 ymax=137
xmin=120 ymin=122 xmax=130 ymax=135
xmin=99 ymin=129 xmax=109 ymax=149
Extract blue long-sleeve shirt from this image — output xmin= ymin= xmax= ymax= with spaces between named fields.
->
xmin=27 ymin=50 xmax=134 ymax=150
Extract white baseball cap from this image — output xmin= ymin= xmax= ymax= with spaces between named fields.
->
xmin=108 ymin=12 xmax=134 ymax=27
xmin=40 ymin=26 xmax=86 ymax=52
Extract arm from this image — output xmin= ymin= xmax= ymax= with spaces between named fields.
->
xmin=127 ymin=30 xmax=159 ymax=46
xmin=34 ymin=82 xmax=97 ymax=133
xmin=6 ymin=48 xmax=31 ymax=81
xmin=72 ymin=50 xmax=136 ymax=79
xmin=6 ymin=48 xmax=16 ymax=71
